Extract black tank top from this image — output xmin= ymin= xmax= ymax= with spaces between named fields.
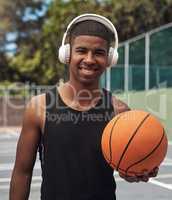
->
xmin=39 ymin=87 xmax=116 ymax=200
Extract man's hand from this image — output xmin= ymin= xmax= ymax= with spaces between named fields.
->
xmin=119 ymin=167 xmax=159 ymax=183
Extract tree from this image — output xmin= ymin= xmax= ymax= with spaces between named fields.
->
xmin=1 ymin=0 xmax=172 ymax=84
xmin=0 ymin=0 xmax=47 ymax=82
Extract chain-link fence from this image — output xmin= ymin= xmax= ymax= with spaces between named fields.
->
xmin=100 ymin=22 xmax=172 ymax=93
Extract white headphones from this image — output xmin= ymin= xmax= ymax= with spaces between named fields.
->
xmin=58 ymin=13 xmax=119 ymax=67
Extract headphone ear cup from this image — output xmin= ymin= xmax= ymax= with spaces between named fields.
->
xmin=108 ymin=47 xmax=119 ymax=67
xmin=58 ymin=44 xmax=70 ymax=64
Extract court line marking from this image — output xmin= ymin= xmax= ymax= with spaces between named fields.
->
xmin=0 ymin=176 xmax=42 ymax=190
xmin=0 ymin=182 xmax=41 ymax=190
xmin=162 ymin=156 xmax=172 ymax=166
xmin=115 ymin=175 xmax=172 ymax=190
xmin=162 ymin=163 xmax=172 ymax=166
xmin=155 ymin=174 xmax=172 ymax=179
xmin=149 ymin=179 xmax=172 ymax=190
xmin=0 ymin=162 xmax=41 ymax=171
xmin=165 ymin=158 xmax=172 ymax=162
xmin=0 ymin=176 xmax=41 ymax=183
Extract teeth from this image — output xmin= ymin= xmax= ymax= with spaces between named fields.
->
xmin=80 ymin=66 xmax=98 ymax=71
xmin=86 ymin=68 xmax=91 ymax=70
xmin=82 ymin=67 xmax=91 ymax=70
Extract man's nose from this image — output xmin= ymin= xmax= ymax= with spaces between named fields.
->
xmin=84 ymin=52 xmax=96 ymax=64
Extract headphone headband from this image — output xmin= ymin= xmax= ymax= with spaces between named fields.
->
xmin=59 ymin=13 xmax=119 ymax=66
xmin=62 ymin=13 xmax=118 ymax=50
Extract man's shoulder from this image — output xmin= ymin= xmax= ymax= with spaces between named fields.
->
xmin=24 ymin=93 xmax=46 ymax=130
xmin=111 ymin=95 xmax=130 ymax=115
xmin=28 ymin=93 xmax=46 ymax=109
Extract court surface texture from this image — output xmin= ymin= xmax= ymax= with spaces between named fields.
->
xmin=0 ymin=131 xmax=171 ymax=199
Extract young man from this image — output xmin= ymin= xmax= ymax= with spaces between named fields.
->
xmin=10 ymin=14 xmax=158 ymax=200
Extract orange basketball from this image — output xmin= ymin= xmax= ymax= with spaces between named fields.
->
xmin=101 ymin=110 xmax=168 ymax=176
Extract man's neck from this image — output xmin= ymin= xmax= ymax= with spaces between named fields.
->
xmin=58 ymin=81 xmax=102 ymax=110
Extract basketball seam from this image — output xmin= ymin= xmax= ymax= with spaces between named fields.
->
xmin=104 ymin=150 xmax=133 ymax=174
xmin=116 ymin=113 xmax=150 ymax=171
xmin=103 ymin=150 xmax=126 ymax=172
xmin=110 ymin=160 xmax=150 ymax=176
xmin=126 ymin=128 xmax=165 ymax=174
xmin=109 ymin=115 xmax=122 ymax=165
xmin=110 ymin=162 xmax=129 ymax=175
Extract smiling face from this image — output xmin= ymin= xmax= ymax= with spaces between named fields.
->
xmin=69 ymin=35 xmax=109 ymax=88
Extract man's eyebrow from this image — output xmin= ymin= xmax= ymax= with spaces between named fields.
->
xmin=75 ymin=46 xmax=107 ymax=51
xmin=75 ymin=46 xmax=87 ymax=50
xmin=95 ymin=48 xmax=107 ymax=52
xmin=74 ymin=46 xmax=108 ymax=54
xmin=94 ymin=48 xmax=108 ymax=54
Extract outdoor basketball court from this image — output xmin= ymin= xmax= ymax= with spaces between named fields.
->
xmin=0 ymin=130 xmax=171 ymax=199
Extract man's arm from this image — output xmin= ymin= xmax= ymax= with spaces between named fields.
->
xmin=111 ymin=95 xmax=130 ymax=114
xmin=10 ymin=95 xmax=44 ymax=200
